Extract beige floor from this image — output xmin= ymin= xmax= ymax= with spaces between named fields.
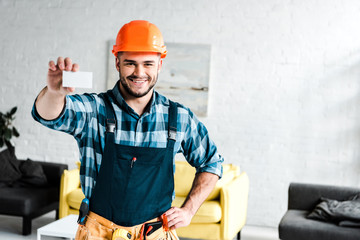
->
xmin=0 ymin=211 xmax=279 ymax=240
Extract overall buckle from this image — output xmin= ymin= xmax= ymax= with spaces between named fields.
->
xmin=168 ymin=126 xmax=177 ymax=141
xmin=106 ymin=119 xmax=116 ymax=133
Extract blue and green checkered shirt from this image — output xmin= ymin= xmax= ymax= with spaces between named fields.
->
xmin=32 ymin=82 xmax=223 ymax=198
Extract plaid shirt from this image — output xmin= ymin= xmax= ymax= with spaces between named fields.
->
xmin=32 ymin=83 xmax=223 ymax=198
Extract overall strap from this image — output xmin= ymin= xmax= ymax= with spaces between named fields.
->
xmin=103 ymin=90 xmax=116 ymax=133
xmin=93 ymin=90 xmax=116 ymax=178
xmin=168 ymin=100 xmax=178 ymax=147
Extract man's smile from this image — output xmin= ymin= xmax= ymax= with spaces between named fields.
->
xmin=128 ymin=76 xmax=150 ymax=85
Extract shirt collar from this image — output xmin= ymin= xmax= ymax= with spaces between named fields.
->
xmin=111 ymin=80 xmax=157 ymax=116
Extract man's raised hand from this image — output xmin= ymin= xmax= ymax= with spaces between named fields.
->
xmin=47 ymin=57 xmax=79 ymax=96
xmin=35 ymin=57 xmax=79 ymax=120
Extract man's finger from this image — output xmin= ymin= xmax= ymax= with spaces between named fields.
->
xmin=165 ymin=208 xmax=178 ymax=221
xmin=168 ymin=218 xmax=185 ymax=230
xmin=165 ymin=207 xmax=177 ymax=216
xmin=170 ymin=224 xmax=179 ymax=230
xmin=72 ymin=63 xmax=79 ymax=72
xmin=57 ymin=56 xmax=65 ymax=70
xmin=166 ymin=212 xmax=177 ymax=222
xmin=167 ymin=215 xmax=179 ymax=227
xmin=65 ymin=87 xmax=75 ymax=93
xmin=48 ymin=60 xmax=56 ymax=71
xmin=64 ymin=57 xmax=72 ymax=71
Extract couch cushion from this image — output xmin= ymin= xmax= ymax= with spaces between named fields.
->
xmin=174 ymin=162 xmax=196 ymax=197
xmin=67 ymin=188 xmax=85 ymax=210
xmin=0 ymin=187 xmax=58 ymax=215
xmin=176 ymin=223 xmax=221 ymax=240
xmin=307 ymin=194 xmax=360 ymax=223
xmin=17 ymin=159 xmax=48 ymax=186
xmin=172 ymin=196 xmax=222 ymax=223
xmin=174 ymin=161 xmax=239 ymax=201
xmin=0 ymin=148 xmax=21 ymax=183
xmin=279 ymin=210 xmax=360 ymax=240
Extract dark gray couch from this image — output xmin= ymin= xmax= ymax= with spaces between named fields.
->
xmin=279 ymin=182 xmax=360 ymax=240
xmin=0 ymin=160 xmax=67 ymax=235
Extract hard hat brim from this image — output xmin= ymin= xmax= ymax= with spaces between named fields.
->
xmin=112 ymin=46 xmax=167 ymax=58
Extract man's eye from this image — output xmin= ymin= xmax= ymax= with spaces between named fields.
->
xmin=145 ymin=63 xmax=154 ymax=67
xmin=125 ymin=63 xmax=135 ymax=66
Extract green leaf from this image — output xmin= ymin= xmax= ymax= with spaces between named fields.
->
xmin=5 ymin=140 xmax=12 ymax=149
xmin=12 ymin=127 xmax=20 ymax=137
xmin=4 ymin=128 xmax=12 ymax=140
xmin=10 ymin=107 xmax=17 ymax=115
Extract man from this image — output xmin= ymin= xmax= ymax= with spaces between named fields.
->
xmin=32 ymin=20 xmax=223 ymax=240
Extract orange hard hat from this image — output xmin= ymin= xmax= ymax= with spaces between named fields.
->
xmin=112 ymin=20 xmax=167 ymax=58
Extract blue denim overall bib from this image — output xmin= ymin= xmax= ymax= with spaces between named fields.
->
xmin=89 ymin=91 xmax=177 ymax=226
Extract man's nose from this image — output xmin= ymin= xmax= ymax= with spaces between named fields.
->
xmin=134 ymin=65 xmax=145 ymax=77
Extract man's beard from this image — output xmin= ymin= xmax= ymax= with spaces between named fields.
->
xmin=119 ymin=72 xmax=158 ymax=98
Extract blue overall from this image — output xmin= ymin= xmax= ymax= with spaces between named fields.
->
xmin=89 ymin=91 xmax=177 ymax=226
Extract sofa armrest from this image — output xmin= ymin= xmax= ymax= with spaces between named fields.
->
xmin=288 ymin=182 xmax=360 ymax=211
xmin=39 ymin=161 xmax=68 ymax=187
xmin=59 ymin=168 xmax=81 ymax=218
xmin=220 ymin=172 xmax=249 ymax=240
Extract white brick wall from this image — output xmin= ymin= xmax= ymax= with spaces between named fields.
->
xmin=1 ymin=0 xmax=360 ymax=227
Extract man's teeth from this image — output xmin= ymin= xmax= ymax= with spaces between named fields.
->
xmin=131 ymin=79 xmax=146 ymax=83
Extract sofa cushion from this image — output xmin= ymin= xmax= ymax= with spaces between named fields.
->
xmin=172 ymin=196 xmax=222 ymax=223
xmin=67 ymin=188 xmax=85 ymax=210
xmin=176 ymin=223 xmax=221 ymax=240
xmin=174 ymin=161 xmax=196 ymax=197
xmin=307 ymin=194 xmax=360 ymax=224
xmin=279 ymin=210 xmax=360 ymax=240
xmin=17 ymin=159 xmax=48 ymax=186
xmin=0 ymin=148 xmax=21 ymax=183
xmin=0 ymin=187 xmax=58 ymax=215
xmin=174 ymin=161 xmax=239 ymax=201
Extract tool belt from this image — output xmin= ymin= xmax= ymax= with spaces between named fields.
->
xmin=75 ymin=211 xmax=178 ymax=240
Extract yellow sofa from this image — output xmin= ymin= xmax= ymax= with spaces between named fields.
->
xmin=59 ymin=161 xmax=249 ymax=240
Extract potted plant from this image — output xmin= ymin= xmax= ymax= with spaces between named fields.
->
xmin=0 ymin=107 xmax=20 ymax=152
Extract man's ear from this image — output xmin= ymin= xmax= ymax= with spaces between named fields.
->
xmin=158 ymin=59 xmax=163 ymax=73
xmin=115 ymin=57 xmax=120 ymax=72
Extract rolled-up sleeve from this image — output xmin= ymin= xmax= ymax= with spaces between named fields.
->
xmin=31 ymin=94 xmax=96 ymax=138
xmin=181 ymin=109 xmax=224 ymax=179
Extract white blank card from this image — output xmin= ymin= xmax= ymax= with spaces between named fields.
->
xmin=62 ymin=71 xmax=93 ymax=88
